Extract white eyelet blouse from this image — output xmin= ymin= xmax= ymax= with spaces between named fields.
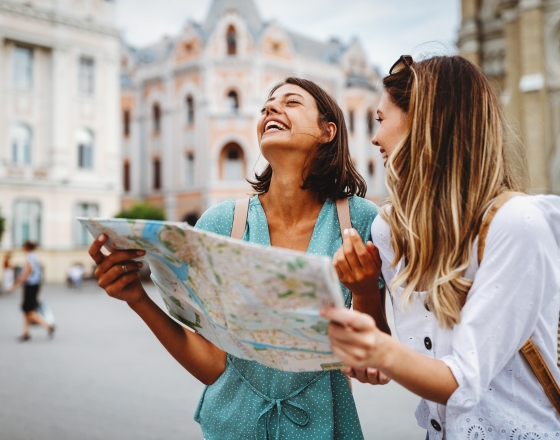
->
xmin=372 ymin=195 xmax=560 ymax=439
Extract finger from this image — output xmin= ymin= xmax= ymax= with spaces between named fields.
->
xmin=366 ymin=242 xmax=382 ymax=270
xmin=96 ymin=249 xmax=146 ymax=277
xmin=105 ymin=272 xmax=142 ymax=297
xmin=341 ymin=366 xmax=357 ymax=378
xmin=332 ymin=250 xmax=353 ymax=282
xmin=330 ymin=344 xmax=368 ymax=369
xmin=372 ymin=369 xmax=391 ymax=385
xmin=89 ymin=234 xmax=107 ymax=265
xmin=342 ymin=229 xmax=364 ymax=271
xmin=348 ymin=231 xmax=376 ymax=270
xmin=98 ymin=261 xmax=143 ymax=288
xmin=322 ymin=307 xmax=376 ymax=331
xmin=352 ymin=367 xmax=371 ymax=383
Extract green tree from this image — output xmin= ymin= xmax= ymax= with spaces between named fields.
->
xmin=0 ymin=209 xmax=5 ymax=242
xmin=115 ymin=202 xmax=166 ymax=221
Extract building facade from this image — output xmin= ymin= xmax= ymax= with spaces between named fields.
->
xmin=0 ymin=0 xmax=121 ymax=282
xmin=121 ymin=0 xmax=385 ymax=224
xmin=458 ymin=0 xmax=560 ymax=194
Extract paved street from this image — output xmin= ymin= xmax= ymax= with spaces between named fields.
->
xmin=0 ymin=282 xmax=424 ymax=440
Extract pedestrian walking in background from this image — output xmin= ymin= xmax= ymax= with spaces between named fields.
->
xmin=9 ymin=241 xmax=55 ymax=342
xmin=2 ymin=252 xmax=14 ymax=294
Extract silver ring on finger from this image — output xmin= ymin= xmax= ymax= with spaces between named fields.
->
xmin=121 ymin=264 xmax=128 ymax=274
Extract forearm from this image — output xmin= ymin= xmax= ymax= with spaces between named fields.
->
xmin=353 ymin=286 xmax=391 ymax=335
xmin=378 ymin=334 xmax=458 ymax=404
xmin=129 ymin=295 xmax=226 ymax=385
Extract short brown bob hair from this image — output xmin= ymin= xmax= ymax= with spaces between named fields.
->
xmin=250 ymin=77 xmax=366 ymax=201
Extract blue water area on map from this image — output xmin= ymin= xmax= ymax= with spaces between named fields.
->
xmin=141 ymin=221 xmax=189 ymax=280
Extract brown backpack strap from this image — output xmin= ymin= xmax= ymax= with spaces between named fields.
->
xmin=336 ymin=198 xmax=352 ymax=235
xmin=231 ymin=198 xmax=250 ymax=240
xmin=521 ymin=339 xmax=560 ymax=415
xmin=477 ymin=190 xmax=560 ymax=416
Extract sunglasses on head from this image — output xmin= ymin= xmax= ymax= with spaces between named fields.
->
xmin=389 ymin=55 xmax=413 ymax=75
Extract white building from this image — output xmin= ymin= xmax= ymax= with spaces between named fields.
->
xmin=121 ymin=0 xmax=386 ymax=224
xmin=0 ymin=0 xmax=121 ymax=282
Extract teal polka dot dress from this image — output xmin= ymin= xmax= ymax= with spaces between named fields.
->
xmin=193 ymin=195 xmax=378 ymax=440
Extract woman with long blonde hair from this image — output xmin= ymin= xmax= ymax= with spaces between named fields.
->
xmin=323 ymin=55 xmax=560 ymax=437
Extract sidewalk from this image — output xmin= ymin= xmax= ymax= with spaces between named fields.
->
xmin=0 ymin=283 xmax=423 ymax=439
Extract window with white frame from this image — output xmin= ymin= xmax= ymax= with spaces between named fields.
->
xmin=221 ymin=143 xmax=244 ymax=181
xmin=12 ymin=200 xmax=41 ymax=247
xmin=11 ymin=123 xmax=32 ymax=165
xmin=186 ymin=152 xmax=195 ymax=187
xmin=77 ymin=128 xmax=94 ymax=169
xmin=226 ymin=90 xmax=239 ymax=114
xmin=186 ymin=96 xmax=195 ymax=124
xmin=13 ymin=46 xmax=33 ymax=90
xmin=79 ymin=57 xmax=95 ymax=94
xmin=75 ymin=203 xmax=99 ymax=247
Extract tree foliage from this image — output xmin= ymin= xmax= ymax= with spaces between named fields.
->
xmin=115 ymin=202 xmax=166 ymax=221
xmin=0 ymin=209 xmax=5 ymax=242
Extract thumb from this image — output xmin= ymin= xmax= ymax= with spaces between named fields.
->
xmin=366 ymin=242 xmax=382 ymax=268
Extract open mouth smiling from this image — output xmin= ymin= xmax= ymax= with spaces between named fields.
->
xmin=263 ymin=119 xmax=288 ymax=134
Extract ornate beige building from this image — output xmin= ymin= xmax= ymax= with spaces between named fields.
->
xmin=458 ymin=0 xmax=560 ymax=194
xmin=120 ymin=0 xmax=385 ymax=224
xmin=0 ymin=0 xmax=121 ymax=282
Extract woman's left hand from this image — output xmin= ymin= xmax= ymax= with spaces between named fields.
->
xmin=321 ymin=306 xmax=389 ymax=370
xmin=342 ymin=366 xmax=391 ymax=385
xmin=332 ymin=228 xmax=381 ymax=297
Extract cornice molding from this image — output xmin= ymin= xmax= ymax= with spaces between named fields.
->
xmin=0 ymin=1 xmax=120 ymax=38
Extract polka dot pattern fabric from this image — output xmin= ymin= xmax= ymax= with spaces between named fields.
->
xmin=193 ymin=195 xmax=378 ymax=440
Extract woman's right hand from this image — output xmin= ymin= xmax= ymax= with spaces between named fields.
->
xmin=89 ymin=234 xmax=147 ymax=305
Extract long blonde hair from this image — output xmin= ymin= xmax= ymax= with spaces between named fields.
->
xmin=382 ymin=55 xmax=525 ymax=328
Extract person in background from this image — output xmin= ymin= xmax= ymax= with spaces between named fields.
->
xmin=67 ymin=263 xmax=85 ymax=289
xmin=9 ymin=241 xmax=54 ymax=341
xmin=2 ymin=252 xmax=14 ymax=294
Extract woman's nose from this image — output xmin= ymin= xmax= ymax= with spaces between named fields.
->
xmin=264 ymin=101 xmax=280 ymax=115
xmin=371 ymin=135 xmax=379 ymax=146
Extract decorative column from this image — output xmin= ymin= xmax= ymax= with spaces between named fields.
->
xmin=458 ymin=0 xmax=481 ymax=66
xmin=518 ymin=0 xmax=548 ymax=192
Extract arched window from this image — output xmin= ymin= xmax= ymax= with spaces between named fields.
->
xmin=348 ymin=110 xmax=355 ymax=134
xmin=11 ymin=123 xmax=32 ymax=165
xmin=227 ymin=90 xmax=239 ymax=114
xmin=182 ymin=212 xmax=200 ymax=226
xmin=368 ymin=159 xmax=375 ymax=178
xmin=123 ymin=109 xmax=130 ymax=137
xmin=153 ymin=157 xmax=161 ymax=190
xmin=77 ymin=128 xmax=94 ymax=169
xmin=367 ymin=109 xmax=374 ymax=137
xmin=186 ymin=95 xmax=194 ymax=124
xmin=123 ymin=160 xmax=130 ymax=192
xmin=12 ymin=200 xmax=41 ymax=246
xmin=226 ymin=25 xmax=237 ymax=55
xmin=153 ymin=102 xmax=161 ymax=133
xmin=220 ymin=143 xmax=245 ymax=181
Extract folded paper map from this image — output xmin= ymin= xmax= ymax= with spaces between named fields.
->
xmin=78 ymin=218 xmax=345 ymax=372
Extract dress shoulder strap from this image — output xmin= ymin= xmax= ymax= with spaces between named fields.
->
xmin=231 ymin=198 xmax=250 ymax=240
xmin=335 ymin=198 xmax=352 ymax=235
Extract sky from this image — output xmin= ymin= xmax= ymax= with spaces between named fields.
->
xmin=115 ymin=0 xmax=461 ymax=74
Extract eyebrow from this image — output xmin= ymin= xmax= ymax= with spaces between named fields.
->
xmin=266 ymin=92 xmax=304 ymax=103
xmin=377 ymin=109 xmax=384 ymax=116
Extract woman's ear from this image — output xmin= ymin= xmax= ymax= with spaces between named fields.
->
xmin=323 ymin=122 xmax=337 ymax=143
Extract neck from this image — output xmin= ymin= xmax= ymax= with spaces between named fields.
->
xmin=259 ymin=165 xmax=322 ymax=225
